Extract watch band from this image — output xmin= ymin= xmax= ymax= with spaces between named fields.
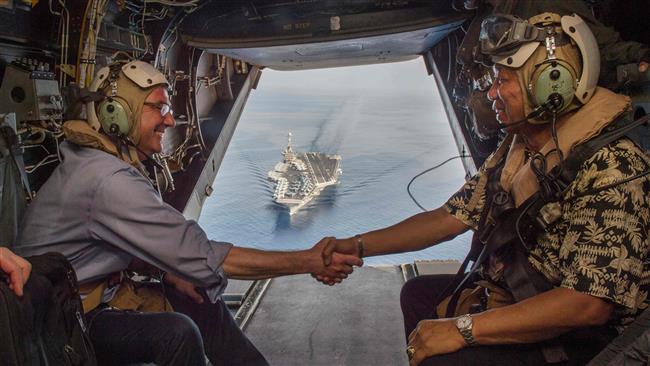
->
xmin=455 ymin=314 xmax=478 ymax=346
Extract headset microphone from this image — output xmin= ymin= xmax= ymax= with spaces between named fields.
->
xmin=496 ymin=116 xmax=529 ymax=131
xmin=496 ymin=108 xmax=544 ymax=131
xmin=496 ymin=94 xmax=565 ymax=131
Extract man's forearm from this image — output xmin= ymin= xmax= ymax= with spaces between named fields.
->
xmin=222 ymin=247 xmax=315 ymax=280
xmin=472 ymin=287 xmax=614 ymax=345
xmin=360 ymin=207 xmax=469 ymax=257
xmin=405 ymin=288 xmax=614 ymax=364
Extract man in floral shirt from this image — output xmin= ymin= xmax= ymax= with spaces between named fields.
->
xmin=446 ymin=137 xmax=650 ymax=335
xmin=317 ymin=12 xmax=650 ymax=366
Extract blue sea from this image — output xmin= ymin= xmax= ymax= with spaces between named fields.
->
xmin=198 ymin=63 xmax=472 ymax=265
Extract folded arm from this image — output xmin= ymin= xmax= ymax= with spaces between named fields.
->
xmin=472 ymin=287 xmax=613 ymax=344
xmin=407 ymin=287 xmax=613 ymax=365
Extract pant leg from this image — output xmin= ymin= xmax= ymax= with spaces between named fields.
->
xmin=400 ymin=274 xmax=456 ymax=341
xmin=88 ymin=308 xmax=205 ymax=366
xmin=401 ymin=276 xmax=615 ymax=366
xmin=165 ymin=285 xmax=269 ymax=366
xmin=419 ymin=334 xmax=612 ymax=366
xmin=419 ymin=344 xmax=548 ymax=366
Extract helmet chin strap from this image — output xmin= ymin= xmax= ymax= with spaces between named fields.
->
xmin=121 ymin=136 xmax=166 ymax=171
xmin=107 ymin=124 xmax=165 ymax=171
xmin=110 ymin=131 xmax=174 ymax=194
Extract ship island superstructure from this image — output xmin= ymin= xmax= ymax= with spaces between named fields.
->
xmin=267 ymin=132 xmax=342 ymax=215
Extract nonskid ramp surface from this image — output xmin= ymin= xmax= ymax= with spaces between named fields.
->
xmin=244 ymin=266 xmax=409 ymax=366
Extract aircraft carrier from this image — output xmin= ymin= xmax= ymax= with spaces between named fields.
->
xmin=268 ymin=132 xmax=342 ymax=215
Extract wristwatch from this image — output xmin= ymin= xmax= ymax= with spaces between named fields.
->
xmin=455 ymin=314 xmax=478 ymax=346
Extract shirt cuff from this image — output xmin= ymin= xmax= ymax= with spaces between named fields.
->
xmin=204 ymin=240 xmax=233 ymax=303
xmin=205 ymin=267 xmax=229 ymax=303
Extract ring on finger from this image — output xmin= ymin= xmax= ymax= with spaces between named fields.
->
xmin=406 ymin=345 xmax=416 ymax=360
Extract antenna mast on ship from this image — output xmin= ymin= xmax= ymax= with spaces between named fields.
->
xmin=283 ymin=131 xmax=295 ymax=161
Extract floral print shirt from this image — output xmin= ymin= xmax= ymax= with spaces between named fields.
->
xmin=444 ymin=138 xmax=650 ymax=332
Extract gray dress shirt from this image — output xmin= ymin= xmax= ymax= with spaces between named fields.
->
xmin=15 ymin=141 xmax=231 ymax=301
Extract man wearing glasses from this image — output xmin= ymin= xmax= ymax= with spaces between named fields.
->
xmin=15 ymin=60 xmax=362 ymax=366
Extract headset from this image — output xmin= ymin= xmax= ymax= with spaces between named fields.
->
xmin=484 ymin=13 xmax=600 ymax=121
xmin=87 ymin=63 xmax=133 ymax=136
xmin=86 ymin=60 xmax=168 ymax=136
xmin=529 ymin=58 xmax=578 ymax=116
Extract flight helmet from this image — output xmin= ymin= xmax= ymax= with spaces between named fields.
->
xmin=86 ymin=60 xmax=169 ymax=144
xmin=478 ymin=12 xmax=600 ymax=122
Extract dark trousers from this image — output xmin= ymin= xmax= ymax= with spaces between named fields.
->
xmin=400 ymin=274 xmax=614 ymax=366
xmin=88 ymin=285 xmax=268 ymax=366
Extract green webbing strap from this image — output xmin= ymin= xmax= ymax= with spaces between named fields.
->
xmin=0 ymin=126 xmax=31 ymax=198
xmin=10 ymin=150 xmax=30 ymax=200
xmin=0 ymin=127 xmax=29 ymax=248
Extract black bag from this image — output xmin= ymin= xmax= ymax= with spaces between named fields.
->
xmin=0 ymin=252 xmax=97 ymax=366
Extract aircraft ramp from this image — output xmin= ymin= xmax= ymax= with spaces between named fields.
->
xmin=228 ymin=261 xmax=460 ymax=365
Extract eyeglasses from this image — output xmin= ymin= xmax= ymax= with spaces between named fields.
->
xmin=144 ymin=102 xmax=173 ymax=118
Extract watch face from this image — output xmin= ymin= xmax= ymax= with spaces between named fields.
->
xmin=457 ymin=315 xmax=472 ymax=329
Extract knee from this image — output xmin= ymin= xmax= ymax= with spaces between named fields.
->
xmin=153 ymin=312 xmax=206 ymax=365
xmin=164 ymin=312 xmax=203 ymax=347
xmin=400 ymin=277 xmax=427 ymax=309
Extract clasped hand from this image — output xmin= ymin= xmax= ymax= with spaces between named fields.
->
xmin=310 ymin=236 xmax=363 ymax=286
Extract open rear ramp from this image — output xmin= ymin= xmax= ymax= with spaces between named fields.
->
xmin=242 ymin=266 xmax=410 ymax=365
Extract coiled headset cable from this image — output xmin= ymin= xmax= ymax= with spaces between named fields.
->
xmin=407 ymin=153 xmax=471 ymax=211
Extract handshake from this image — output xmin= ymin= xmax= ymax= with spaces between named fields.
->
xmin=162 ymin=235 xmax=368 ymax=302
xmin=307 ymin=236 xmax=365 ymax=286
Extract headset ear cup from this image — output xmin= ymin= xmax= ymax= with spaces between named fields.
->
xmin=97 ymin=97 xmax=133 ymax=135
xmin=530 ymin=61 xmax=577 ymax=113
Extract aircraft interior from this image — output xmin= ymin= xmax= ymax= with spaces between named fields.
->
xmin=1 ymin=0 xmax=650 ymax=364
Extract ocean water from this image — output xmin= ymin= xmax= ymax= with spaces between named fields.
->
xmin=198 ymin=71 xmax=472 ymax=265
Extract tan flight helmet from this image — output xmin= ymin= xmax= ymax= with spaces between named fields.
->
xmin=79 ymin=60 xmax=169 ymax=164
xmin=479 ymin=12 xmax=600 ymax=123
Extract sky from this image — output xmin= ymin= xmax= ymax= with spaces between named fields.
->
xmin=256 ymin=57 xmax=439 ymax=95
